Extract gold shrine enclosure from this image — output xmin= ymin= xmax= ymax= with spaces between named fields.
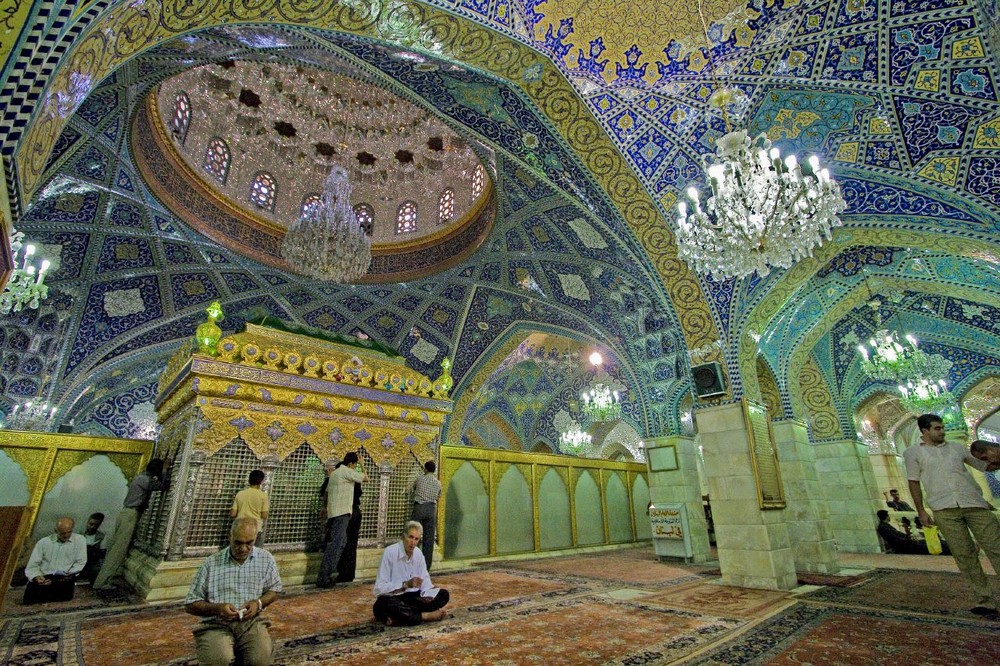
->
xmin=127 ymin=322 xmax=454 ymax=600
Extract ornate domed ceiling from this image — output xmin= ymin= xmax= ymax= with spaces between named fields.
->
xmin=1 ymin=0 xmax=999 ymax=448
xmin=137 ymin=59 xmax=494 ymax=282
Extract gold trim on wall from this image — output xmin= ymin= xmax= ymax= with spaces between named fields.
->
xmin=440 ymin=445 xmax=647 ymax=557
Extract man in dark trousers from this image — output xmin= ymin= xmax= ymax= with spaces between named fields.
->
xmin=410 ymin=460 xmax=442 ymax=570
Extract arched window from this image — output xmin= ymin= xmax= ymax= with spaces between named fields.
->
xmin=472 ymin=165 xmax=485 ymax=198
xmin=301 ymin=193 xmax=322 ymax=218
xmin=354 ymin=203 xmax=374 ymax=236
xmin=171 ymin=91 xmax=191 ymax=144
xmin=203 ymin=137 xmax=231 ymax=184
xmin=396 ymin=201 xmax=417 ymax=234
xmin=438 ymin=187 xmax=455 ymax=224
xmin=249 ymin=172 xmax=277 ymax=212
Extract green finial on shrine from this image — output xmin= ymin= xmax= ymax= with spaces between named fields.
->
xmin=195 ymin=301 xmax=224 ymax=356
xmin=435 ymin=357 xmax=454 ymax=396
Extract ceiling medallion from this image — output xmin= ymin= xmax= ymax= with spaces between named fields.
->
xmin=281 ymin=165 xmax=371 ymax=282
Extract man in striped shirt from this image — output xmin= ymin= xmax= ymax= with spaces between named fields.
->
xmin=185 ymin=517 xmax=283 ymax=665
xmin=410 ymin=460 xmax=442 ymax=569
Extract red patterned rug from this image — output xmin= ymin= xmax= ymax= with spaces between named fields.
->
xmin=697 ymin=569 xmax=872 ymax=588
xmin=639 ymin=580 xmax=792 ymax=618
xmin=691 ymin=603 xmax=1000 ymax=665
xmin=802 ymin=568 xmax=1000 ymax=618
xmin=508 ymin=553 xmax=702 ymax=587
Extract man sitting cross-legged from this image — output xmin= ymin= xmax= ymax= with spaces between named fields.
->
xmin=184 ymin=517 xmax=282 ymax=666
xmin=23 ymin=517 xmax=87 ymax=605
xmin=372 ymin=521 xmax=450 ymax=626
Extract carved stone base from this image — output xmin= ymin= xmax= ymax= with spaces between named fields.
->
xmin=122 ymin=545 xmax=439 ymax=602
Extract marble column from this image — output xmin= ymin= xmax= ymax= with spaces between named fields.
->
xmin=696 ymin=401 xmax=797 ymax=590
xmin=813 ymin=438 xmax=882 ymax=553
xmin=645 ymin=435 xmax=712 ymax=563
xmin=771 ymin=419 xmax=839 ymax=573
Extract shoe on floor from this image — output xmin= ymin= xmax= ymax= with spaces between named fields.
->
xmin=316 ymin=580 xmax=335 ymax=589
xmin=970 ymin=605 xmax=997 ymax=615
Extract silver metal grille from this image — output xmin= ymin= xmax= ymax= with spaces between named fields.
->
xmin=263 ymin=443 xmax=325 ymax=548
xmin=386 ymin=452 xmax=421 ymax=541
xmin=186 ymin=439 xmax=258 ymax=549
xmin=358 ymin=448 xmax=379 ymax=542
xmin=134 ymin=455 xmax=181 ymax=557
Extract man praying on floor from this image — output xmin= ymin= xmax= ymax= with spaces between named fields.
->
xmin=23 ymin=517 xmax=87 ymax=605
xmin=372 ymin=521 xmax=450 ymax=626
xmin=184 ymin=517 xmax=282 ymax=666
xmin=905 ymin=413 xmax=1000 ymax=616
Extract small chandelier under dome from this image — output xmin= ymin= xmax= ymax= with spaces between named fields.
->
xmin=676 ymin=128 xmax=846 ymax=280
xmin=898 ymin=377 xmax=956 ymax=415
xmin=280 ymin=165 xmax=371 ymax=282
xmin=559 ymin=426 xmax=591 ymax=455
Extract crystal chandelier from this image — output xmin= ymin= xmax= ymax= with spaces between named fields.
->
xmin=2 ymin=399 xmax=58 ymax=431
xmin=898 ymin=377 xmax=956 ymax=415
xmin=858 ymin=330 xmax=924 ymax=382
xmin=559 ymin=426 xmax=591 ymax=455
xmin=280 ymin=164 xmax=371 ymax=282
xmin=1 ymin=228 xmax=51 ymax=314
xmin=580 ymin=383 xmax=622 ymax=422
xmin=676 ymin=128 xmax=846 ymax=280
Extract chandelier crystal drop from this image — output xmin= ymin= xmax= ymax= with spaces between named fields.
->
xmin=280 ymin=165 xmax=371 ymax=282
xmin=898 ymin=377 xmax=956 ymax=415
xmin=1 ymin=228 xmax=51 ymax=315
xmin=559 ymin=426 xmax=592 ymax=455
xmin=580 ymin=383 xmax=622 ymax=423
xmin=676 ymin=129 xmax=846 ymax=280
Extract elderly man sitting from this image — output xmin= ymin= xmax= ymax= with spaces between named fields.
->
xmin=185 ymin=517 xmax=283 ymax=666
xmin=23 ymin=517 xmax=87 ymax=605
xmin=372 ymin=521 xmax=450 ymax=626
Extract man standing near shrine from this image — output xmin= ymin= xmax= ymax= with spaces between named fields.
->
xmin=185 ymin=517 xmax=282 ymax=665
xmin=410 ymin=460 xmax=442 ymax=570
xmin=905 ymin=414 xmax=1000 ymax=615
xmin=94 ymin=458 xmax=168 ymax=590
xmin=316 ymin=452 xmax=367 ymax=588
xmin=231 ymin=469 xmax=269 ymax=537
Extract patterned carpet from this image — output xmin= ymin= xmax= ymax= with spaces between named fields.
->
xmin=3 ymin=551 xmax=1000 ymax=665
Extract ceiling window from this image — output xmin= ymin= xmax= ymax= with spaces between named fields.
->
xmin=438 ymin=187 xmax=455 ymax=225
xmin=301 ymin=193 xmax=322 ymax=218
xmin=472 ymin=164 xmax=485 ymax=198
xmin=170 ymin=91 xmax=191 ymax=144
xmin=396 ymin=201 xmax=417 ymax=234
xmin=249 ymin=172 xmax=277 ymax=212
xmin=354 ymin=203 xmax=374 ymax=236
xmin=203 ymin=137 xmax=231 ymax=184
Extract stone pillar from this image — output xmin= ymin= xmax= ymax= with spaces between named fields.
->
xmin=869 ymin=453 xmax=907 ymax=503
xmin=813 ymin=438 xmax=882 ymax=553
xmin=697 ymin=401 xmax=797 ymax=590
xmin=645 ymin=434 xmax=712 ymax=563
xmin=771 ymin=419 xmax=839 ymax=573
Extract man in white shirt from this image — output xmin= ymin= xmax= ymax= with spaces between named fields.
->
xmin=23 ymin=517 xmax=87 ymax=604
xmin=905 ymin=413 xmax=1000 ymax=615
xmin=372 ymin=521 xmax=450 ymax=626
xmin=316 ymin=452 xmax=368 ymax=588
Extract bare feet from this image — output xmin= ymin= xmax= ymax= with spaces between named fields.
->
xmin=421 ymin=609 xmax=448 ymax=623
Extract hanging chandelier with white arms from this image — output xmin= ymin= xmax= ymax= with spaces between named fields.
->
xmin=676 ymin=129 xmax=847 ymax=280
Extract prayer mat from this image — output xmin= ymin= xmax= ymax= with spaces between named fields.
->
xmin=638 ymin=580 xmax=793 ymax=619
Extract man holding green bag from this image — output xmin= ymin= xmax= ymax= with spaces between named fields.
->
xmin=905 ymin=414 xmax=1000 ymax=616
